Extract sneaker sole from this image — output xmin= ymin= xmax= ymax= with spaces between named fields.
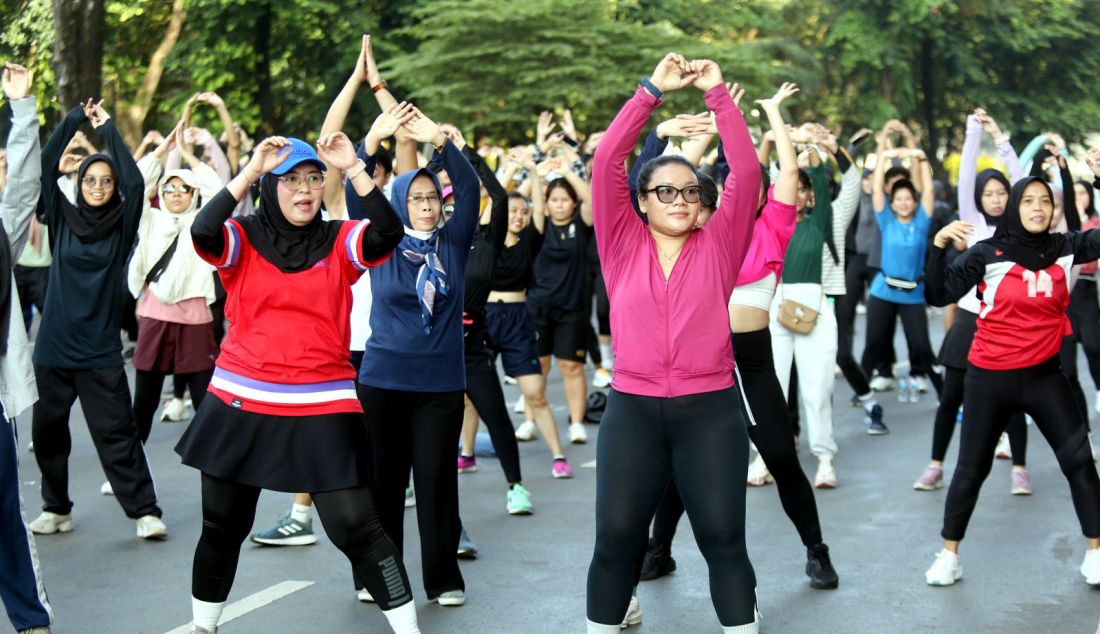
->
xmin=515 ymin=435 xmax=536 ymax=442
xmin=808 ymin=577 xmax=839 ymax=590
xmin=913 ymin=481 xmax=944 ymax=491
xmin=507 ymin=505 xmax=534 ymax=515
xmin=570 ymin=437 xmax=587 ymax=444
xmin=138 ymin=530 xmax=168 ymax=540
xmin=457 ymin=466 xmax=479 ymax=473
xmin=620 ymin=615 xmax=642 ymax=628
xmin=1011 ymin=488 xmax=1032 ymax=496
xmin=815 ymin=481 xmax=837 ymax=489
xmin=437 ymin=597 xmax=466 ymax=606
xmin=251 ymin=535 xmax=318 ymax=546
xmin=552 ymin=471 xmax=574 ymax=479
xmin=866 ymin=428 xmax=889 ymax=435
xmin=456 ymin=551 xmax=477 ymax=560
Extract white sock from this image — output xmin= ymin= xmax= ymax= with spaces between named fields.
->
xmin=290 ymin=503 xmax=312 ymax=525
xmin=191 ymin=597 xmax=224 ymax=630
xmin=599 ymin=345 xmax=613 ymax=369
xmin=587 ymin=620 xmax=622 ymax=634
xmin=723 ymin=612 xmax=760 ymax=633
xmin=859 ymin=392 xmax=877 ymax=412
xmin=382 ymin=600 xmax=420 ymax=634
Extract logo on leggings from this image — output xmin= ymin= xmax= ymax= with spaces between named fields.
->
xmin=231 ymin=399 xmax=243 ymax=409
xmin=378 ymin=555 xmax=409 ymax=603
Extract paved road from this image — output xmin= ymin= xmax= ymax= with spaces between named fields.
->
xmin=12 ymin=311 xmax=1100 ymax=633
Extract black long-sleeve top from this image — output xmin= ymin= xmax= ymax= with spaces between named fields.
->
xmin=461 ymin=147 xmax=509 ymax=312
xmin=34 ymin=109 xmax=144 ymax=368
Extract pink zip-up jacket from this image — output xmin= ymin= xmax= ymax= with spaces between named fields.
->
xmin=735 ymin=186 xmax=797 ymax=286
xmin=592 ymin=84 xmax=760 ymax=398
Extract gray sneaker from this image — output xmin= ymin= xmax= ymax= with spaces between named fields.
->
xmin=250 ymin=512 xmax=317 ymax=546
xmin=457 ymin=527 xmax=478 ymax=559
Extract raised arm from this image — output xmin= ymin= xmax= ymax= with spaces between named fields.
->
xmin=317 ymin=131 xmax=403 ymax=260
xmin=628 ymin=129 xmax=670 ymax=214
xmin=86 ymin=101 xmax=144 ymax=238
xmin=201 ymin=92 xmax=240 ymax=174
xmin=913 ymin=149 xmax=935 ymax=216
xmin=1058 ymin=154 xmax=1080 ymax=232
xmin=404 ymin=107 xmax=479 ymax=247
xmin=756 ymin=83 xmax=799 ymax=205
xmin=511 ymin=148 xmax=546 ymax=234
xmin=320 ymin=42 xmax=372 ymax=212
xmin=872 ymin=147 xmax=895 ymax=212
xmin=973 ymin=109 xmax=1024 ymax=184
xmin=593 ymin=53 xmax=695 ymax=261
xmin=0 ymin=63 xmax=41 ymax=256
xmin=459 ymin=131 xmax=509 ymax=252
xmin=697 ymin=60 xmax=761 ymax=268
xmin=41 ymin=105 xmax=88 ymax=226
xmin=345 ymin=102 xmax=416 ymax=221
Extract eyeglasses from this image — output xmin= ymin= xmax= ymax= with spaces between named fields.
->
xmin=82 ymin=176 xmax=115 ymax=188
xmin=408 ymin=194 xmax=441 ymax=206
xmin=277 ymin=173 xmax=326 ymax=190
xmin=643 ymin=185 xmax=702 ymax=204
xmin=162 ymin=183 xmax=193 ymax=194
xmin=442 ymin=203 xmax=456 ymax=216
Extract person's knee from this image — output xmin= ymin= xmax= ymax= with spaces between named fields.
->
xmin=1055 ymin=427 xmax=1094 ymax=476
xmin=525 ymin=389 xmax=549 ymax=409
xmin=200 ymin=515 xmax=250 ymax=551
xmin=559 ymin=360 xmax=584 ymax=378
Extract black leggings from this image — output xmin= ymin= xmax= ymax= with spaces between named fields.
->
xmin=133 ymin=369 xmax=212 ymax=444
xmin=1060 ymin=334 xmax=1094 ymax=432
xmin=930 ymin=366 xmax=1027 ymax=467
xmin=835 ymin=255 xmax=875 ymax=395
xmin=862 ymin=295 xmax=942 ymax=395
xmin=192 ymin=473 xmax=412 ymax=610
xmin=464 ymin=322 xmax=523 ymax=483
xmin=649 ymin=330 xmax=823 ymax=553
xmin=587 ymin=387 xmax=755 ymax=628
xmin=1067 ymin=280 xmax=1100 ymax=391
xmin=942 ymin=358 xmax=1100 ymax=541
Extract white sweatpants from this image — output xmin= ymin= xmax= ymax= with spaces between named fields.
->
xmin=769 ymin=283 xmax=838 ymax=460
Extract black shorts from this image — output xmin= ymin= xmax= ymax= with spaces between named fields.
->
xmin=485 ymin=302 xmax=541 ymax=377
xmin=529 ymin=304 xmax=588 ymax=363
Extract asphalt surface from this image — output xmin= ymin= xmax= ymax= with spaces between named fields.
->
xmin=11 ymin=309 xmax=1100 ymax=633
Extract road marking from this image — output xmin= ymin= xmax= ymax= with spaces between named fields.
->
xmin=580 ymin=460 xmax=597 ymax=469
xmin=164 ymin=580 xmax=314 ymax=634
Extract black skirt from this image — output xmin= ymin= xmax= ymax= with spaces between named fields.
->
xmin=938 ymin=309 xmax=978 ymax=370
xmin=175 ymin=396 xmax=373 ymax=493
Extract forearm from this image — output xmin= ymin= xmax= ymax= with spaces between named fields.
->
xmin=214 ymin=104 xmax=240 ymax=173
xmin=920 ymin=159 xmax=935 ymax=215
xmin=996 ymin=139 xmax=1025 ymax=183
xmin=680 ymin=133 xmax=713 ymax=166
xmin=353 ymin=186 xmax=403 ymax=260
xmin=322 ymin=75 xmax=362 ymax=137
xmin=593 ymin=87 xmax=660 ymax=231
xmin=99 ymin=121 xmax=144 ymax=205
xmin=1 ymin=97 xmax=42 ymax=255
xmin=629 ymin=129 xmax=669 ymax=207
xmin=190 ymin=187 xmax=240 ymax=254
xmin=42 ymin=107 xmax=85 ymax=184
xmin=394 ymin=138 xmax=417 ymax=175
xmin=1062 ymin=164 xmax=1080 ymax=231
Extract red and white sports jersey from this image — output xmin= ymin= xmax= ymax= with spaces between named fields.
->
xmin=196 ymin=218 xmax=389 ymax=415
xmin=970 ymin=255 xmax=1073 ymax=370
xmin=926 ymin=232 xmax=1100 ymax=371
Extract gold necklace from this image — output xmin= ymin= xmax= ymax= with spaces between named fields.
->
xmin=657 ymin=243 xmax=683 ymax=264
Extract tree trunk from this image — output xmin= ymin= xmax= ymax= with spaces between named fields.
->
xmin=918 ymin=36 xmax=941 ymax=178
xmin=254 ymin=2 xmax=274 ymax=135
xmin=117 ymin=0 xmax=187 ymax=149
xmin=52 ymin=0 xmax=105 ymax=109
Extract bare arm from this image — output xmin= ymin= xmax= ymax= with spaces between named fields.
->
xmin=756 ymin=83 xmax=799 ymax=205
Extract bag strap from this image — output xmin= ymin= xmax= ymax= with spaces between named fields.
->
xmin=144 ymin=234 xmax=180 ymax=286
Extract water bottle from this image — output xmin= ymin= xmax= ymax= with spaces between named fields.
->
xmin=897 ymin=376 xmax=909 ymax=403
xmin=908 ymin=377 xmax=921 ymax=404
xmin=956 ymin=406 xmax=964 ymax=424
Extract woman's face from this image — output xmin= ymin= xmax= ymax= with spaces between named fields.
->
xmin=796 ymin=179 xmax=813 ymax=219
xmin=1019 ymin=180 xmax=1054 ymax=233
xmin=161 ymin=177 xmax=195 ymax=214
xmin=407 ymin=174 xmax=442 ymax=231
xmin=891 ymin=188 xmax=916 ymax=218
xmin=276 ymin=164 xmax=324 ymax=227
xmin=638 ymin=164 xmax=700 ymax=236
xmin=1075 ymin=183 xmax=1092 ymax=218
xmin=508 ymin=197 xmax=530 ymax=235
xmin=546 ymin=185 xmax=577 ymax=225
xmin=81 ymin=160 xmax=116 ymax=208
xmin=980 ymin=179 xmax=1008 ymax=217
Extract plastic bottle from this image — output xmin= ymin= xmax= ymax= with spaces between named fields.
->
xmin=898 ymin=376 xmax=909 ymax=403
xmin=908 ymin=377 xmax=920 ymax=403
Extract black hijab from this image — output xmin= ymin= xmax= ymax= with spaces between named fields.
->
xmin=236 ymin=172 xmax=341 ymax=273
xmin=66 ymin=154 xmax=126 ymax=243
xmin=984 ymin=176 xmax=1065 ymax=271
xmin=974 ymin=168 xmax=1010 ymax=228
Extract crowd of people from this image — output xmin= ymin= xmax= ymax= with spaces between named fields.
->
xmin=1 ymin=35 xmax=1100 ymax=633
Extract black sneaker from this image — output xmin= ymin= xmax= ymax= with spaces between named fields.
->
xmin=866 ymin=404 xmax=889 ymax=435
xmin=806 ymin=543 xmax=839 ymax=589
xmin=639 ymin=538 xmax=676 ymax=581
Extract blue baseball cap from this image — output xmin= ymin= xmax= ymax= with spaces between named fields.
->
xmin=269 ymin=138 xmax=327 ymax=175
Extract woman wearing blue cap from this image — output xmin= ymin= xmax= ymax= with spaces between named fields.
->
xmin=176 ymin=103 xmax=423 ymax=634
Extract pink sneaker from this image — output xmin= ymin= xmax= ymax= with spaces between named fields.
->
xmin=1011 ymin=468 xmax=1032 ymax=495
xmin=552 ymin=458 xmax=574 ymax=479
xmin=457 ymin=455 xmax=478 ymax=473
xmin=913 ymin=465 xmax=944 ymax=491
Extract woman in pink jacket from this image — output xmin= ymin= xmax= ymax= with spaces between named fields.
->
xmin=585 ymin=54 xmax=761 ymax=634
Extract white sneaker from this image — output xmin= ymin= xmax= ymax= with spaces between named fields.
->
xmin=357 ymin=588 xmax=375 ymax=602
xmin=26 ymin=440 xmax=33 ymax=452
xmin=569 ymin=422 xmax=588 ymax=444
xmin=512 ymin=394 xmax=526 ymax=414
xmin=1094 ymin=391 xmax=1100 ymax=415
xmin=161 ymin=397 xmax=190 ymax=422
xmin=994 ymin=433 xmax=1011 ymax=460
xmin=814 ymin=459 xmax=837 ymax=489
xmin=136 ymin=515 xmax=167 ymax=540
xmin=593 ymin=368 xmax=612 ymax=389
xmin=503 ymin=375 xmax=518 ymax=385
xmin=514 ymin=420 xmax=537 ymax=442
xmin=1090 ymin=433 xmax=1097 ymax=463
xmin=28 ymin=511 xmax=73 ymax=535
xmin=869 ymin=376 xmax=894 ymax=392
xmin=620 ymin=594 xmax=642 ymax=628
xmin=100 ymin=480 xmax=114 ymax=496
xmin=746 ymin=454 xmax=773 ymax=486
xmin=925 ymin=549 xmax=962 ymax=586
xmin=437 ymin=589 xmax=465 ymax=606
xmin=1081 ymin=548 xmax=1100 ymax=585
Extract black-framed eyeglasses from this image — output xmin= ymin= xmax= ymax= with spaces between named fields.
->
xmin=277 ymin=173 xmax=326 ymax=190
xmin=162 ymin=183 xmax=193 ymax=194
xmin=442 ymin=203 xmax=456 ymax=216
xmin=643 ymin=185 xmax=701 ymax=204
xmin=82 ymin=176 xmax=115 ymax=188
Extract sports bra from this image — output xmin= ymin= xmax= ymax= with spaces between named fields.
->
xmin=728 ymin=271 xmax=777 ymax=311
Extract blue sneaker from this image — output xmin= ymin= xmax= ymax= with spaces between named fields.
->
xmin=506 ymin=483 xmax=534 ymax=515
xmin=251 ymin=512 xmax=317 ymax=546
xmin=866 ymin=405 xmax=889 ymax=435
